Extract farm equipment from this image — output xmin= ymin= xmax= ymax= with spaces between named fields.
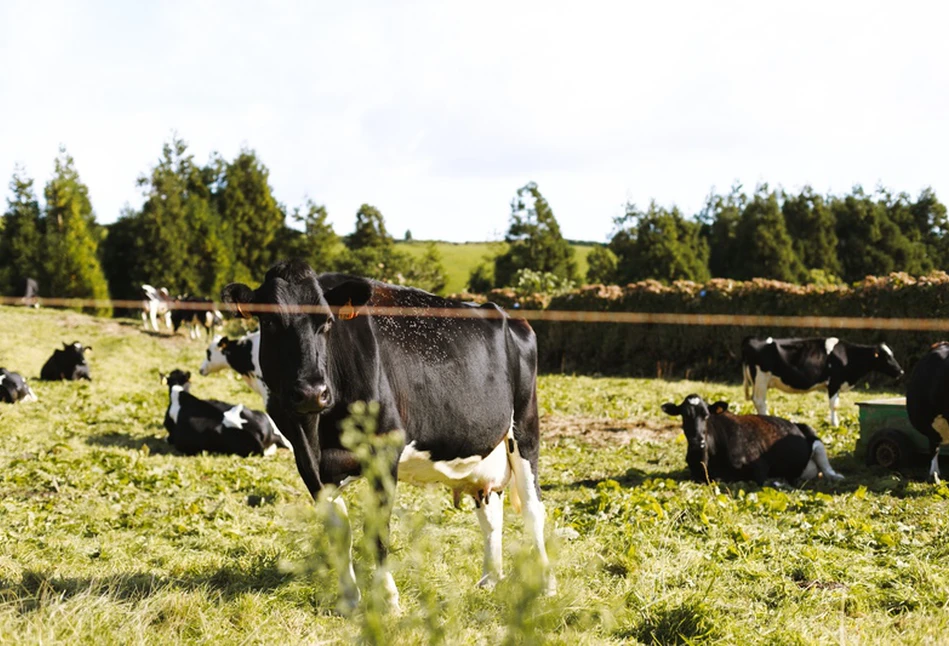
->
xmin=856 ymin=397 xmax=949 ymax=469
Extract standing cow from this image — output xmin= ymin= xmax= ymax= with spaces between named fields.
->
xmin=742 ymin=336 xmax=904 ymax=426
xmin=171 ymin=296 xmax=224 ymax=340
xmin=222 ymin=260 xmax=555 ymax=610
xmin=906 ymin=342 xmax=949 ymax=483
xmin=662 ymin=394 xmax=843 ymax=485
xmin=141 ymin=285 xmax=174 ymax=332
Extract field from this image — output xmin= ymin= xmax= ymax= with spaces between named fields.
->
xmin=396 ymin=241 xmax=596 ymax=294
xmin=1 ymin=305 xmax=948 ymax=645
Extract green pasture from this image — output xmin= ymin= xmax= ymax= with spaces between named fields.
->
xmin=0 ymin=305 xmax=946 ymax=644
xmin=396 ymin=241 xmax=596 ymax=294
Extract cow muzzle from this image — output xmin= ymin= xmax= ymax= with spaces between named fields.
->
xmin=293 ymin=384 xmax=333 ymax=414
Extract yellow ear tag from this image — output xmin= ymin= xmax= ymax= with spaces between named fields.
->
xmin=339 ymin=299 xmax=357 ymax=321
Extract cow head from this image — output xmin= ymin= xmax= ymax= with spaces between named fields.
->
xmin=62 ymin=341 xmax=91 ymax=362
xmin=222 ymin=260 xmax=372 ymax=418
xmin=200 ymin=335 xmax=229 ymax=376
xmin=661 ymin=394 xmax=717 ymax=456
xmin=161 ymin=369 xmax=192 ymax=391
xmin=874 ymin=343 xmax=904 ymax=379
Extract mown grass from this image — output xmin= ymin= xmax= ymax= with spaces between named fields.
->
xmin=1 ymin=305 xmax=947 ymax=644
xmin=396 ymin=241 xmax=596 ymax=294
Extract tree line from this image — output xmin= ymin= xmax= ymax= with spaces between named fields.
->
xmin=0 ymin=138 xmax=447 ymax=312
xmin=2 ymin=137 xmax=947 ymax=313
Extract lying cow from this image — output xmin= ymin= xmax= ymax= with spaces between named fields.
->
xmin=171 ymin=296 xmax=223 ymax=340
xmin=222 ymin=260 xmax=555 ymax=611
xmin=199 ymin=332 xmax=268 ymax=401
xmin=742 ymin=336 xmax=904 ymax=426
xmin=662 ymin=394 xmax=843 ymax=485
xmin=0 ymin=368 xmax=38 ymax=403
xmin=906 ymin=342 xmax=949 ymax=483
xmin=162 ymin=369 xmax=292 ymax=457
xmin=40 ymin=342 xmax=92 ymax=381
xmin=141 ymin=284 xmax=173 ymax=332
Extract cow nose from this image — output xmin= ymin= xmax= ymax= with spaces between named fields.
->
xmin=293 ymin=384 xmax=332 ymax=414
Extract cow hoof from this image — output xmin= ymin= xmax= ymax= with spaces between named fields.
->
xmin=544 ymin=574 xmax=558 ymax=597
xmin=825 ymin=472 xmax=845 ymax=482
xmin=477 ymin=574 xmax=501 ymax=590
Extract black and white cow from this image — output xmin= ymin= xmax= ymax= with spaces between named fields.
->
xmin=141 ymin=284 xmax=173 ymax=332
xmin=171 ymin=296 xmax=224 ymax=340
xmin=0 ymin=368 xmax=38 ymax=403
xmin=222 ymin=260 xmax=555 ymax=610
xmin=40 ymin=342 xmax=92 ymax=381
xmin=162 ymin=369 xmax=292 ymax=456
xmin=199 ymin=332 xmax=268 ymax=401
xmin=18 ymin=277 xmax=39 ymax=308
xmin=906 ymin=342 xmax=949 ymax=483
xmin=742 ymin=336 xmax=904 ymax=426
xmin=662 ymin=394 xmax=843 ymax=485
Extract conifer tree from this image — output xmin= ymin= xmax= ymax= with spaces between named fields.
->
xmin=0 ymin=168 xmax=44 ymax=296
xmin=609 ymin=201 xmax=710 ymax=283
xmin=732 ymin=186 xmax=805 ymax=282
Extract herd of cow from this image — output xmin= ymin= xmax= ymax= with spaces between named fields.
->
xmin=3 ymin=260 xmax=949 ymax=611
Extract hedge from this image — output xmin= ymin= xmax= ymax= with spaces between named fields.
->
xmin=477 ymin=272 xmax=949 ymax=382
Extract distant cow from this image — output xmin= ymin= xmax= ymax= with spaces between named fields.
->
xmin=742 ymin=336 xmax=904 ymax=426
xmin=40 ymin=342 xmax=92 ymax=381
xmin=0 ymin=368 xmax=38 ymax=403
xmin=199 ymin=332 xmax=268 ymax=401
xmin=662 ymin=394 xmax=843 ymax=485
xmin=222 ymin=260 xmax=555 ymax=611
xmin=18 ymin=277 xmax=39 ymax=308
xmin=161 ymin=369 xmax=292 ymax=456
xmin=141 ymin=284 xmax=173 ymax=332
xmin=906 ymin=342 xmax=949 ymax=483
xmin=171 ymin=296 xmax=223 ymax=340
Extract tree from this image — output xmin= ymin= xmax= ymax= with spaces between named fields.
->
xmin=213 ymin=148 xmax=286 ymax=280
xmin=585 ymin=245 xmax=618 ymax=284
xmin=700 ymin=184 xmax=745 ymax=279
xmin=403 ymin=242 xmax=447 ymax=294
xmin=609 ymin=201 xmax=710 ymax=284
xmin=404 ymin=229 xmax=413 ymax=241
xmin=348 ymin=203 xmax=392 ymax=251
xmin=731 ymin=186 xmax=805 ymax=282
xmin=0 ymin=168 xmax=44 ymax=296
xmin=42 ymin=150 xmax=112 ymax=315
xmin=283 ymin=199 xmax=342 ymax=271
xmin=338 ymin=203 xmax=412 ymax=283
xmin=494 ymin=182 xmax=577 ymax=287
xmin=782 ymin=187 xmax=841 ymax=279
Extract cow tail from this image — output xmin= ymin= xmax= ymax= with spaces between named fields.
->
xmin=508 ymin=462 xmax=524 ymax=514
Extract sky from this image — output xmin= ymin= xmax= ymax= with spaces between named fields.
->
xmin=2 ymin=1 xmax=948 ymax=243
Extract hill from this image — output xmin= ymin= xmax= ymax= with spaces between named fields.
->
xmin=396 ymin=240 xmax=597 ymax=294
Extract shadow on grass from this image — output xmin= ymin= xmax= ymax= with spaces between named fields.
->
xmin=85 ymin=431 xmax=175 ymax=455
xmin=0 ymin=559 xmax=297 ymax=612
xmin=544 ymin=466 xmax=692 ymax=492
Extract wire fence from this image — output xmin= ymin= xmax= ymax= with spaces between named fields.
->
xmin=4 ymin=294 xmax=949 ymax=332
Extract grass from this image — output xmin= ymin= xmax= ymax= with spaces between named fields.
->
xmin=396 ymin=240 xmax=596 ymax=294
xmin=1 ymin=304 xmax=948 ymax=644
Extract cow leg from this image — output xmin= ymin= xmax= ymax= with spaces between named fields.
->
xmin=828 ymin=392 xmax=840 ymax=427
xmin=810 ymin=440 xmax=843 ymax=481
xmin=149 ymin=306 xmax=159 ymax=332
xmin=752 ymin=370 xmax=770 ymax=415
xmin=164 ymin=311 xmax=173 ymax=331
xmin=328 ymin=494 xmax=360 ymax=612
xmin=141 ymin=310 xmax=148 ymax=329
xmin=508 ymin=447 xmax=556 ymax=596
xmin=474 ymin=490 xmax=504 ymax=588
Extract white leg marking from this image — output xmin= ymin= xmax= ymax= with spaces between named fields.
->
xmin=930 ymin=452 xmax=942 ymax=484
xmin=475 ymin=491 xmax=504 ymax=588
xmin=329 ymin=495 xmax=360 ymax=611
xmin=163 ymin=311 xmax=172 ymax=331
xmin=381 ymin=569 xmax=400 ymax=612
xmin=262 ymin=443 xmax=277 ymax=457
xmin=752 ymin=370 xmax=771 ymax=415
xmin=799 ymin=460 xmax=819 ymax=481
xmin=810 ymin=440 xmax=843 ymax=481
xmin=149 ymin=306 xmax=159 ymax=332
xmin=829 ymin=393 xmax=840 ymax=427
xmin=509 ymin=453 xmax=556 ymax=595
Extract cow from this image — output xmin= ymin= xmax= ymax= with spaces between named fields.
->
xmin=141 ymin=284 xmax=173 ymax=332
xmin=161 ymin=369 xmax=292 ymax=457
xmin=0 ymin=368 xmax=38 ymax=403
xmin=199 ymin=332 xmax=268 ymax=401
xmin=40 ymin=342 xmax=92 ymax=381
xmin=742 ymin=336 xmax=904 ymax=427
xmin=222 ymin=260 xmax=555 ymax=611
xmin=171 ymin=296 xmax=224 ymax=340
xmin=906 ymin=342 xmax=949 ymax=483
xmin=18 ymin=277 xmax=39 ymax=308
xmin=662 ymin=394 xmax=843 ymax=485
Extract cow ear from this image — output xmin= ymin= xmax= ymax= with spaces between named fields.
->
xmin=222 ymin=283 xmax=255 ymax=319
xmin=324 ymin=279 xmax=373 ymax=311
xmin=710 ymin=401 xmax=729 ymax=414
xmin=159 ymin=372 xmax=167 ymax=385
xmin=661 ymin=402 xmax=681 ymax=416
xmin=219 ymin=336 xmax=230 ymax=348
xmin=184 ymin=371 xmax=191 ymax=380
xmin=84 ymin=346 xmax=93 ymax=354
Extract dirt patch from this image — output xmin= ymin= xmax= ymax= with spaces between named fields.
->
xmin=542 ymin=415 xmax=680 ymax=447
